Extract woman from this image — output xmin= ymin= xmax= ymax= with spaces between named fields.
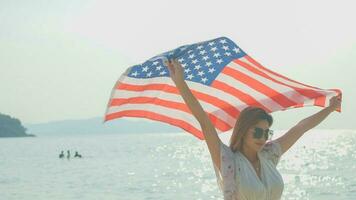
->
xmin=166 ymin=59 xmax=341 ymax=200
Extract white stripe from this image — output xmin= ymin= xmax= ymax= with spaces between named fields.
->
xmin=229 ymin=61 xmax=310 ymax=103
xmin=106 ymin=104 xmax=202 ymax=131
xmin=111 ymin=89 xmax=236 ymax=127
xmin=240 ymin=57 xmax=325 ymax=92
xmin=216 ymin=73 xmax=284 ymax=111
xmin=120 ymin=75 xmax=248 ymax=111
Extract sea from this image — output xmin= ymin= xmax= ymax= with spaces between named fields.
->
xmin=1 ymin=129 xmax=355 ymax=200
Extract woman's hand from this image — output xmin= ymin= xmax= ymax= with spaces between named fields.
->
xmin=166 ymin=59 xmax=185 ymax=84
xmin=327 ymin=95 xmax=342 ymax=112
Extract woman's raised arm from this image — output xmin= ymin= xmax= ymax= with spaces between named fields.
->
xmin=166 ymin=59 xmax=223 ymax=170
xmin=275 ymin=95 xmax=342 ymax=155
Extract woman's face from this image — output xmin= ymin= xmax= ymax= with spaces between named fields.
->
xmin=243 ymin=119 xmax=271 ymax=152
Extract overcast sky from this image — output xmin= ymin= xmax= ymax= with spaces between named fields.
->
xmin=1 ymin=0 xmax=355 ymax=129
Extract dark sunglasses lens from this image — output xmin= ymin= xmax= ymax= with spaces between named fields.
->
xmin=253 ymin=128 xmax=263 ymax=139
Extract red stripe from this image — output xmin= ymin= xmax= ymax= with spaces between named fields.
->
xmin=117 ymin=82 xmax=240 ymax=118
xmin=222 ymin=66 xmax=298 ymax=108
xmin=244 ymin=55 xmax=322 ymax=90
xmin=212 ymin=80 xmax=272 ymax=113
xmin=234 ymin=59 xmax=325 ymax=99
xmin=105 ymin=110 xmax=205 ymax=140
xmin=110 ymin=97 xmax=232 ymax=131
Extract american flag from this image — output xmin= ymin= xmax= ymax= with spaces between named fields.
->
xmin=104 ymin=37 xmax=341 ymax=140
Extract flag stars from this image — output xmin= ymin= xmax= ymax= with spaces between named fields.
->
xmin=181 ymin=63 xmax=187 ymax=68
xmin=208 ymin=41 xmax=215 ymax=46
xmin=222 ymin=45 xmax=229 ymax=51
xmin=146 ymin=71 xmax=153 ymax=77
xmin=210 ymin=47 xmax=218 ymax=52
xmin=142 ymin=66 xmax=149 ymax=72
xmin=233 ymin=47 xmax=241 ymax=53
xmin=217 ymin=59 xmax=223 ymax=64
xmin=160 ymin=71 xmax=167 ymax=75
xmin=178 ymin=58 xmax=185 ymax=63
xmin=213 ymin=53 xmax=221 ymax=58
xmin=152 ymin=61 xmax=159 ymax=66
xmin=184 ymin=68 xmax=191 ymax=73
xmin=206 ymin=61 xmax=212 ymax=67
xmin=189 ymin=54 xmax=195 ymax=59
xmin=201 ymin=77 xmax=208 ymax=83
xmin=202 ymin=56 xmax=209 ymax=61
xmin=192 ymin=59 xmax=198 ymax=64
xmin=156 ymin=65 xmax=163 ymax=71
xmin=197 ymin=45 xmax=204 ymax=50
xmin=199 ymin=50 xmax=207 ymax=55
xmin=208 ymin=68 xmax=216 ymax=73
xmin=198 ymin=71 xmax=205 ymax=76
xmin=131 ymin=71 xmax=139 ymax=77
xmin=224 ymin=52 xmax=232 ymax=56
xmin=187 ymin=74 xmax=194 ymax=80
xmin=194 ymin=65 xmax=202 ymax=70
xmin=219 ymin=39 xmax=227 ymax=44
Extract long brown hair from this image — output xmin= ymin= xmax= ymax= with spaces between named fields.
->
xmin=229 ymin=107 xmax=273 ymax=152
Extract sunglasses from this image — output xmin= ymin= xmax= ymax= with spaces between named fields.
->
xmin=252 ymin=127 xmax=274 ymax=140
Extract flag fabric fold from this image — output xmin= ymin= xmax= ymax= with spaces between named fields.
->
xmin=105 ymin=37 xmax=342 ymax=140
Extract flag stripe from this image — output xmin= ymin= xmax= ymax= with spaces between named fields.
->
xmin=244 ymin=55 xmax=322 ymax=90
xmin=214 ymin=73 xmax=285 ymax=111
xmin=105 ymin=109 xmax=204 ymax=139
xmin=222 ymin=66 xmax=297 ymax=108
xmin=109 ymin=97 xmax=232 ymax=131
xmin=110 ymin=89 xmax=236 ymax=127
xmin=234 ymin=59 xmax=324 ymax=100
xmin=117 ymin=77 xmax=241 ymax=118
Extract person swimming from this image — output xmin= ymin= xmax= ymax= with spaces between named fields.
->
xmin=74 ymin=151 xmax=82 ymax=158
xmin=66 ymin=150 xmax=70 ymax=159
xmin=59 ymin=151 xmax=64 ymax=158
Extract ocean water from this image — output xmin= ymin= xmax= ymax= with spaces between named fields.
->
xmin=1 ymin=129 xmax=355 ymax=200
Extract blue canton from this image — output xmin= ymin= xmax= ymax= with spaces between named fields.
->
xmin=127 ymin=37 xmax=246 ymax=85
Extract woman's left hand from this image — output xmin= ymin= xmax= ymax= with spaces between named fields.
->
xmin=327 ymin=95 xmax=342 ymax=112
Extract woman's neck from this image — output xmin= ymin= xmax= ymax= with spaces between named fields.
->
xmin=241 ymin=145 xmax=259 ymax=163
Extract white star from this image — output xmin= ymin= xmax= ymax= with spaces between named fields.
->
xmin=208 ymin=41 xmax=215 ymax=46
xmin=180 ymin=46 xmax=188 ymax=51
xmin=192 ymin=59 xmax=198 ymax=64
xmin=201 ymin=77 xmax=208 ymax=83
xmin=198 ymin=71 xmax=205 ymax=76
xmin=152 ymin=61 xmax=159 ymax=65
xmin=206 ymin=62 xmax=212 ymax=67
xmin=224 ymin=52 xmax=232 ymax=56
xmin=188 ymin=49 xmax=194 ymax=54
xmin=222 ymin=45 xmax=229 ymax=51
xmin=199 ymin=50 xmax=207 ymax=55
xmin=160 ymin=71 xmax=167 ymax=75
xmin=233 ymin=47 xmax=241 ymax=53
xmin=156 ymin=65 xmax=163 ymax=70
xmin=197 ymin=45 xmax=204 ymax=50
xmin=146 ymin=71 xmax=152 ymax=77
xmin=184 ymin=68 xmax=191 ymax=73
xmin=194 ymin=65 xmax=202 ymax=70
xmin=208 ymin=68 xmax=216 ymax=73
xmin=142 ymin=66 xmax=149 ymax=72
xmin=219 ymin=39 xmax=227 ymax=44
xmin=210 ymin=47 xmax=218 ymax=52
xmin=188 ymin=54 xmax=195 ymax=59
xmin=202 ymin=56 xmax=209 ymax=61
xmin=216 ymin=59 xmax=223 ymax=64
xmin=213 ymin=53 xmax=221 ymax=58
xmin=181 ymin=63 xmax=187 ymax=68
xmin=131 ymin=71 xmax=138 ymax=77
xmin=178 ymin=58 xmax=185 ymax=63
xmin=187 ymin=74 xmax=194 ymax=80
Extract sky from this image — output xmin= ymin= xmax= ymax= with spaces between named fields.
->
xmin=1 ymin=0 xmax=355 ymax=129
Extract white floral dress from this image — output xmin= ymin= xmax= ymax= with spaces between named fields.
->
xmin=213 ymin=140 xmax=284 ymax=200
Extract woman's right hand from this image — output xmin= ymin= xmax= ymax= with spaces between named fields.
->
xmin=166 ymin=59 xmax=185 ymax=84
